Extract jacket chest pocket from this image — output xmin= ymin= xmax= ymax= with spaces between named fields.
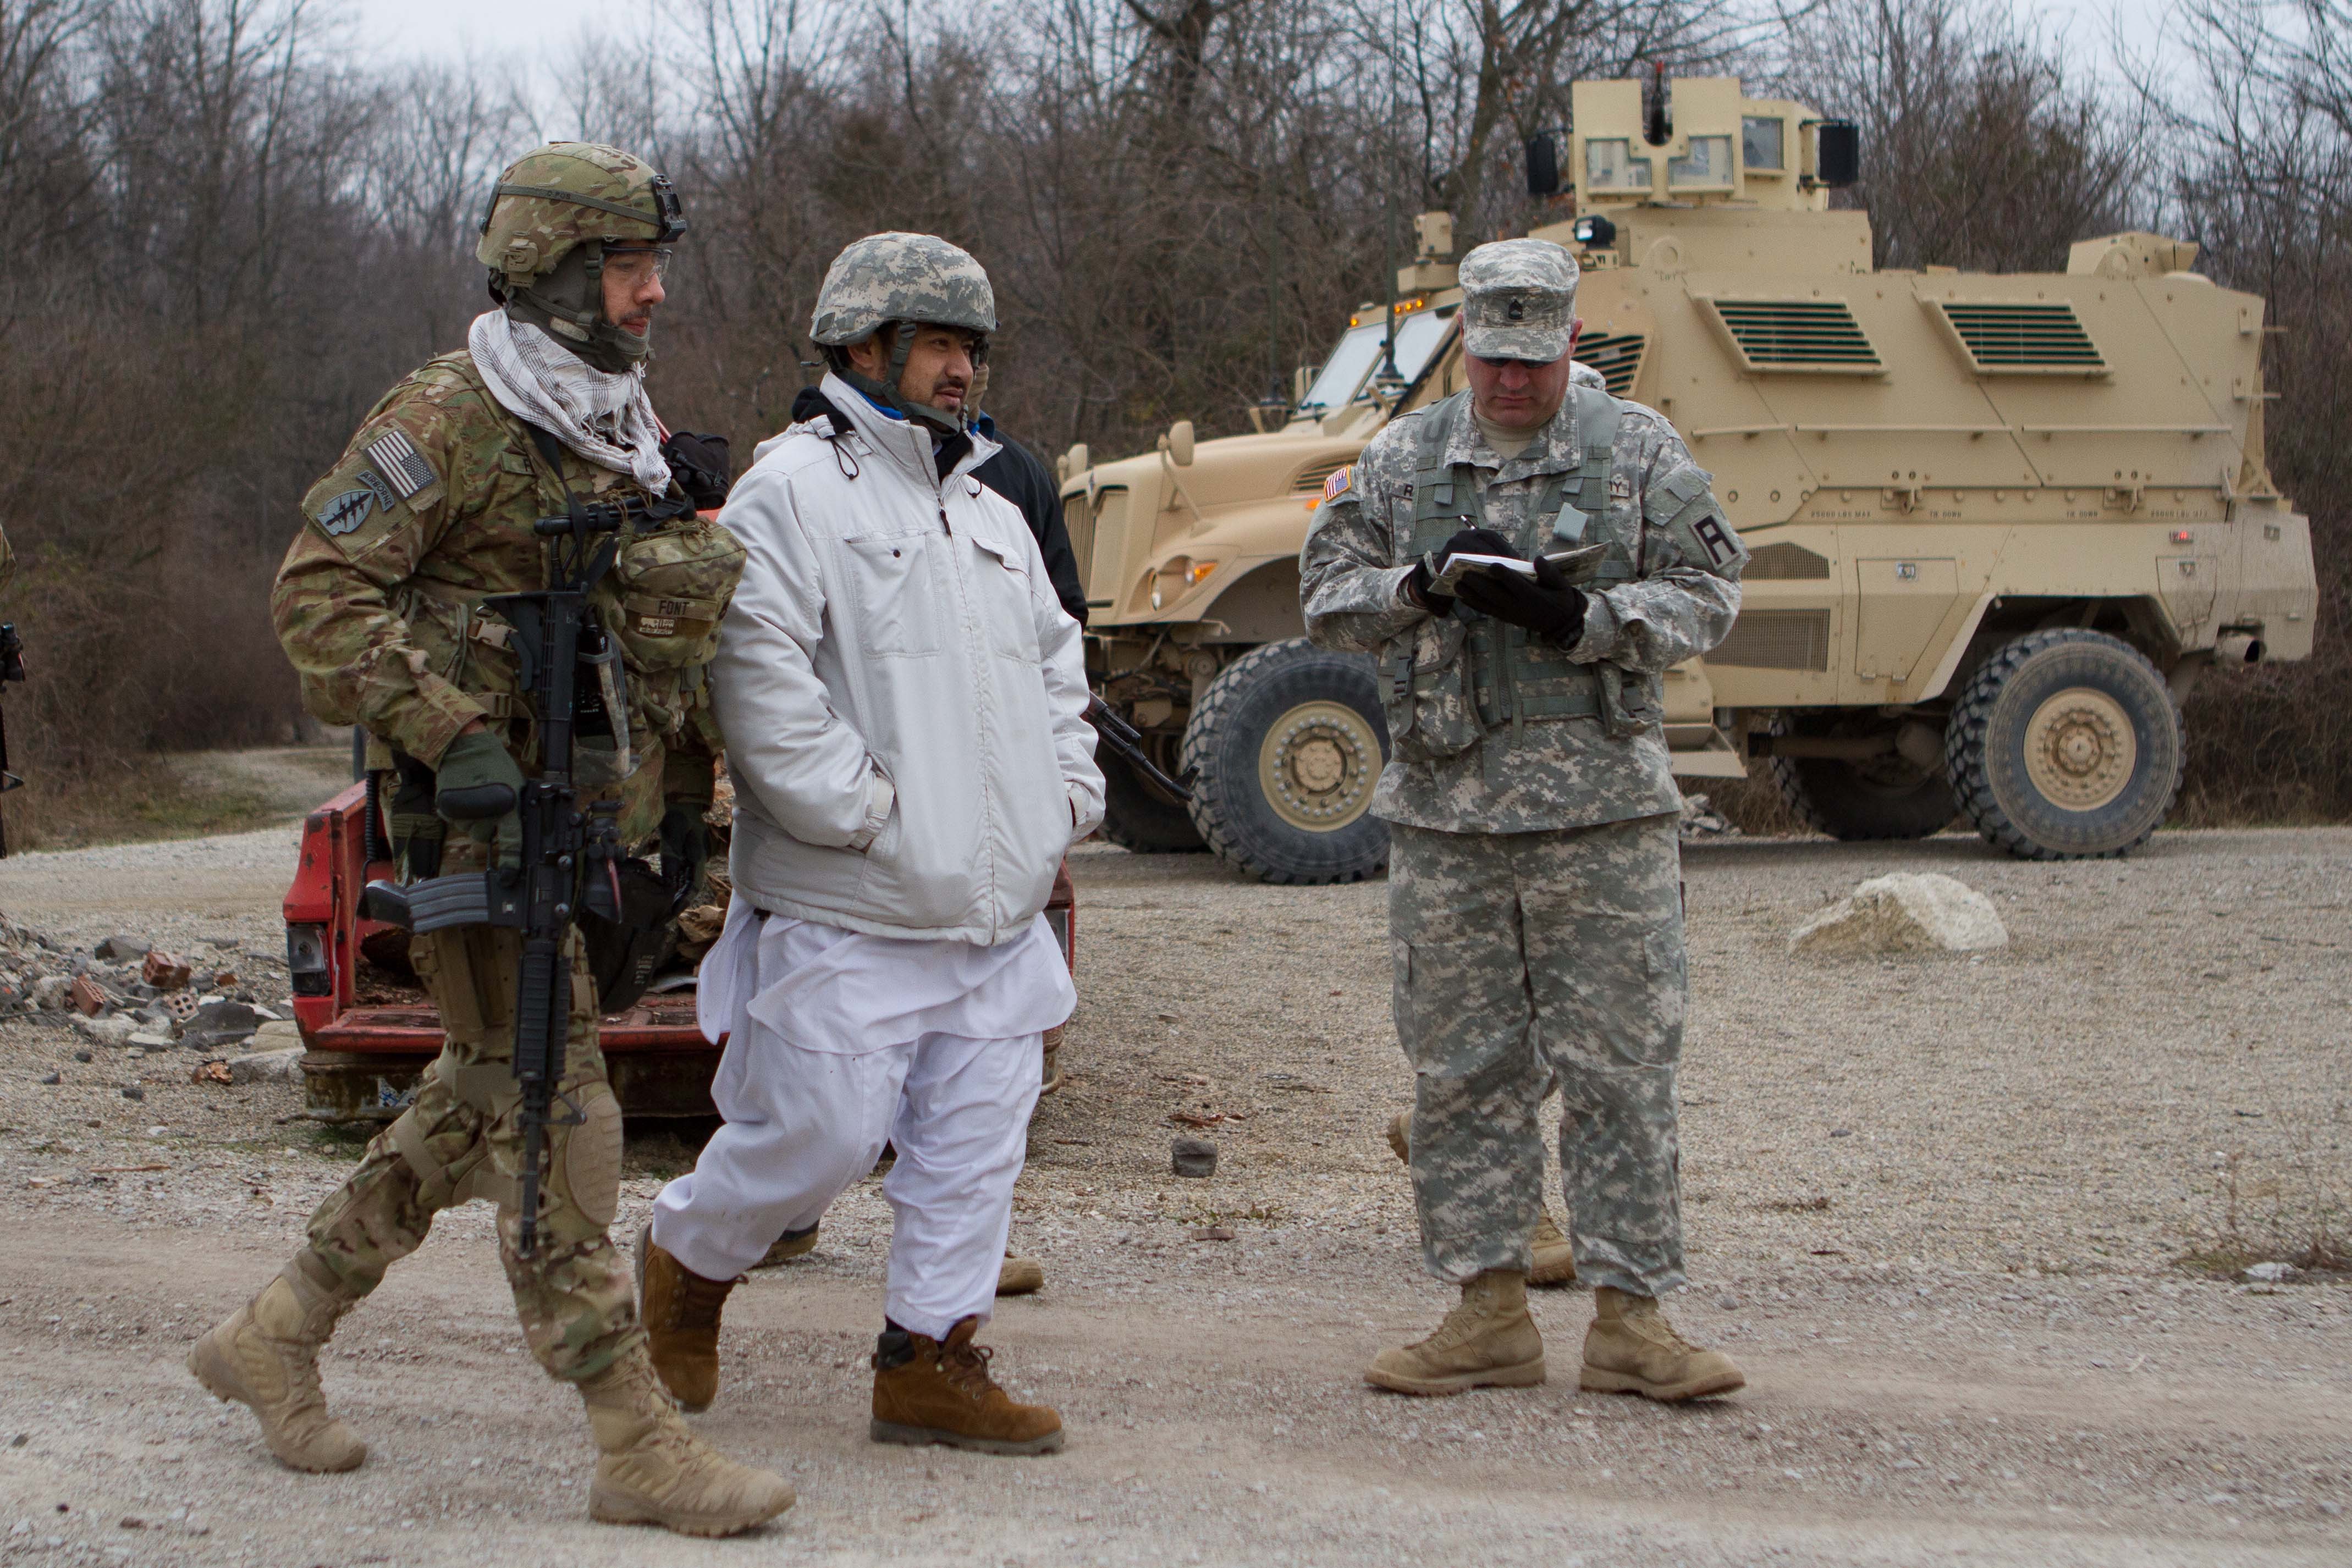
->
xmin=840 ymin=534 xmax=941 ymax=658
xmin=970 ymin=531 xmax=1040 ymax=662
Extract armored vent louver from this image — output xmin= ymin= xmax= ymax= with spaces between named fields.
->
xmin=1701 ymin=297 xmax=1881 ymax=374
xmin=1929 ymin=301 xmax=2106 ymax=376
xmin=1576 ymin=333 xmax=1647 ymax=397
xmin=1291 ymin=457 xmax=1352 ymax=494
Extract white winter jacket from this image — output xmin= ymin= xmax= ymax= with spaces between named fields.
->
xmin=713 ymin=374 xmax=1104 ymax=945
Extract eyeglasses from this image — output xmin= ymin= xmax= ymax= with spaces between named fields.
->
xmin=602 ymin=246 xmax=673 ymax=284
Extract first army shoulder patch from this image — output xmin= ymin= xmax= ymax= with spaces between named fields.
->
xmin=1321 ymin=464 xmax=1353 ymax=505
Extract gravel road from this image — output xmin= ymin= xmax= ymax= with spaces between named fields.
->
xmin=0 ymin=824 xmax=2345 ymax=1567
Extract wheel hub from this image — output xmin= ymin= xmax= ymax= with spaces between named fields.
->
xmin=2023 ymin=686 xmax=2136 ymax=811
xmin=1257 ymin=700 xmax=1378 ymax=832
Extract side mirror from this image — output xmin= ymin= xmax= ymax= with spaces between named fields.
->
xmin=1813 ymin=120 xmax=1860 ymax=187
xmin=1060 ymin=443 xmax=1089 ymax=482
xmin=1165 ymin=420 xmax=1195 ymax=467
xmin=1293 ymin=365 xmax=1314 ymax=405
xmin=1524 ymin=132 xmax=1561 ymax=198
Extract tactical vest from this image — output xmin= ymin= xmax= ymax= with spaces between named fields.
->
xmin=387 ymin=354 xmax=745 ymax=776
xmin=1376 ymin=385 xmax=1662 ymax=761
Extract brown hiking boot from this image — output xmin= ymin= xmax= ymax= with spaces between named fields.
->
xmin=1580 ymin=1286 xmax=1745 ymax=1402
xmin=1364 ymin=1269 xmax=1545 ymax=1396
xmin=581 ymin=1348 xmax=795 ymax=1536
xmin=188 ymin=1253 xmax=367 ymax=1473
xmin=996 ymin=1255 xmax=1044 ymax=1296
xmin=753 ymin=1224 xmax=820 ymax=1269
xmin=1386 ymin=1112 xmax=1576 ymax=1288
xmin=637 ymin=1222 xmax=736 ymax=1413
xmin=871 ymin=1318 xmax=1064 ymax=1455
xmin=1528 ymin=1211 xmax=1578 ymax=1288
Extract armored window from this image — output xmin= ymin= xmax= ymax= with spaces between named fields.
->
xmin=1574 ymin=332 xmax=1648 ymax=397
xmin=1670 ymin=135 xmax=1734 ymax=189
xmin=1926 ymin=300 xmax=2107 ymax=376
xmin=1698 ymin=295 xmax=1883 ymax=373
xmin=1584 ymin=138 xmax=1651 ymax=193
xmin=1742 ymin=117 xmax=1785 ymax=172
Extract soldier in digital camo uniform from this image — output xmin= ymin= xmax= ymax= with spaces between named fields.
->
xmin=187 ymin=143 xmax=794 ymax=1537
xmin=1302 ymin=237 xmax=1749 ymax=1402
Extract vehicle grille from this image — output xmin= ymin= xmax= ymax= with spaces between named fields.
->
xmin=1702 ymin=297 xmax=1881 ymax=373
xmin=1577 ymin=332 xmax=1648 ymax=396
xmin=1291 ymin=457 xmax=1352 ymax=494
xmin=1711 ymin=609 xmax=1831 ymax=670
xmin=1929 ymin=300 xmax=2106 ymax=375
xmin=1745 ymin=542 xmax=1832 ymax=580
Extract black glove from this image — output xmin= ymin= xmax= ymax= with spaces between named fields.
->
xmin=659 ymin=798 xmax=710 ymax=904
xmin=1455 ymin=551 xmax=1591 ymax=646
xmin=433 ymin=728 xmax=525 ymax=869
xmin=1404 ymin=527 xmax=1519 ymax=613
xmin=661 ymin=430 xmax=732 ymax=510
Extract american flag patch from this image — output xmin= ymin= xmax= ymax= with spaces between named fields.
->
xmin=1322 ymin=465 xmax=1353 ymax=504
xmin=364 ymin=429 xmax=438 ymax=500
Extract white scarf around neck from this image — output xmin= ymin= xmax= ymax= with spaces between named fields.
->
xmin=467 ymin=310 xmax=674 ymax=495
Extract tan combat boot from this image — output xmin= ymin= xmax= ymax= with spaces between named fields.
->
xmin=996 ymin=1255 xmax=1045 ymax=1296
xmin=1580 ymin=1286 xmax=1745 ymax=1401
xmin=871 ymin=1318 xmax=1064 ymax=1455
xmin=580 ymin=1348 xmax=795 ymax=1536
xmin=1364 ymin=1269 xmax=1546 ymax=1395
xmin=1385 ymin=1112 xmax=1577 ymax=1288
xmin=637 ymin=1222 xmax=736 ymax=1413
xmin=754 ymin=1223 xmax=820 ymax=1269
xmin=188 ymin=1253 xmax=368 ymax=1473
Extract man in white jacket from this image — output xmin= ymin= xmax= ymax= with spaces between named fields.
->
xmin=636 ymin=234 xmax=1102 ymax=1456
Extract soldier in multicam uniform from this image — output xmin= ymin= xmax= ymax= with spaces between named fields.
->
xmin=187 ymin=142 xmax=795 ymax=1537
xmin=1303 ymin=237 xmax=1749 ymax=1403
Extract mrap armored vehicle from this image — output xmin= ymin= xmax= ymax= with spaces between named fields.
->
xmin=1061 ymin=74 xmax=2316 ymax=883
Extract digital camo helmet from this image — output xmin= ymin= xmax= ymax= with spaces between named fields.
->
xmin=478 ymin=141 xmax=686 ymax=374
xmin=1457 ymin=238 xmax=1580 ymax=361
xmin=811 ymin=232 xmax=996 ymax=435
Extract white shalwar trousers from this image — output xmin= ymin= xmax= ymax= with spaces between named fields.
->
xmin=651 ymin=894 xmax=1073 ymax=1338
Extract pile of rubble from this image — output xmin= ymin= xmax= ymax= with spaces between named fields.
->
xmin=1 ymin=920 xmax=289 ymax=1061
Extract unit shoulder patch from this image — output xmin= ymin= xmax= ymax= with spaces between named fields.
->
xmin=315 ymin=488 xmax=377 ymax=536
xmin=1322 ymin=464 xmax=1354 ymax=504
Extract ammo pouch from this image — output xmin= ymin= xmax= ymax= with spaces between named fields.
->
xmin=1379 ymin=619 xmax=1481 ymax=763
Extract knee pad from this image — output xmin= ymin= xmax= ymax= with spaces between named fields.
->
xmin=550 ymin=1081 xmax=624 ymax=1232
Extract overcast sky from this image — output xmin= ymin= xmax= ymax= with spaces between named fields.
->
xmin=356 ymin=0 xmax=2182 ymax=79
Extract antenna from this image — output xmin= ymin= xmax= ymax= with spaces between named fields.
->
xmin=1377 ymin=0 xmax=1403 ymax=386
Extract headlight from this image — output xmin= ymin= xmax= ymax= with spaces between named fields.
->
xmin=1571 ymin=214 xmax=1617 ymax=248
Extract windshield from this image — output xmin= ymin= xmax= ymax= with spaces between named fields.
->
xmin=1298 ymin=307 xmax=1456 ymax=411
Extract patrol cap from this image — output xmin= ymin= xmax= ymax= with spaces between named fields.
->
xmin=1458 ymin=238 xmax=1579 ymax=361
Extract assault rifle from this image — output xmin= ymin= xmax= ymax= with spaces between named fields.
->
xmin=360 ymin=492 xmax=676 ymax=1254
xmin=0 ymin=624 xmax=25 ymax=859
xmin=1085 ymin=695 xmax=1191 ymax=803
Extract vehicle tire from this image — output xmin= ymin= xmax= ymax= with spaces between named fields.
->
xmin=1097 ymin=747 xmax=1205 ymax=853
xmin=1944 ymin=629 xmax=2182 ymax=860
xmin=1766 ymin=713 xmax=1958 ymax=841
xmin=1181 ymin=639 xmax=1390 ymax=884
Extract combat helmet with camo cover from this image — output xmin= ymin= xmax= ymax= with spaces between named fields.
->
xmin=478 ymin=142 xmax=687 ymax=375
xmin=810 ymin=232 xmax=996 ymax=435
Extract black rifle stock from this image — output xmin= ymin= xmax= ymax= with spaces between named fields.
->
xmin=1085 ymin=695 xmax=1192 ymax=803
xmin=0 ymin=623 xmax=24 ymax=859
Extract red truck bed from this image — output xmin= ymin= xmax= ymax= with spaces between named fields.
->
xmin=283 ymin=782 xmax=1076 ymax=1122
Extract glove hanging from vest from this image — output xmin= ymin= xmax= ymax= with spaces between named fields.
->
xmin=1455 ymin=551 xmax=1590 ymax=647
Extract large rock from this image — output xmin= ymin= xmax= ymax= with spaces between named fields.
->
xmin=1789 ymin=873 xmax=2009 ymax=956
xmin=71 ymin=1014 xmax=139 ymax=1049
xmin=247 ymin=1019 xmax=305 ymax=1052
xmin=228 ymin=1046 xmax=304 ymax=1085
xmin=182 ymin=999 xmax=262 ymax=1052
